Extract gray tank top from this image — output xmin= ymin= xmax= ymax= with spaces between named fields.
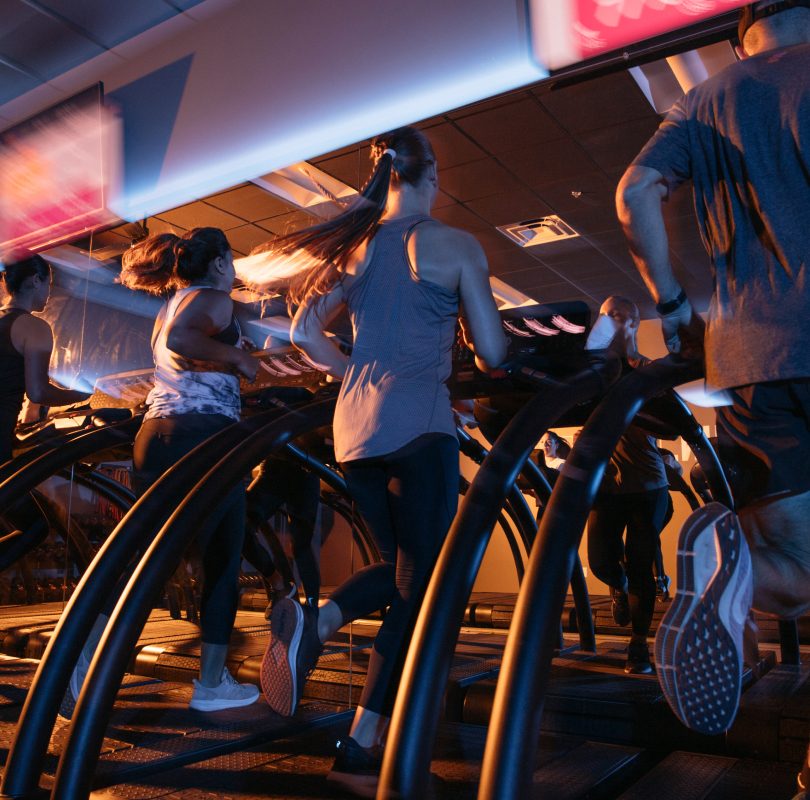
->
xmin=333 ymin=215 xmax=459 ymax=462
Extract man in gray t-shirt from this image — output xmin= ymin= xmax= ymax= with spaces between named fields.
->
xmin=615 ymin=0 xmax=810 ymax=761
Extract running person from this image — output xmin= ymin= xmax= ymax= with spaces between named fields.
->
xmin=257 ymin=126 xmax=506 ymax=796
xmin=0 ymin=253 xmax=90 ymax=569
xmin=616 ymin=0 xmax=810 ymax=772
xmin=587 ymin=296 xmax=669 ymax=674
xmin=72 ymin=229 xmax=262 ymax=713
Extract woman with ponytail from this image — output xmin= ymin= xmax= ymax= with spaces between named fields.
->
xmin=70 ymin=228 xmax=262 ymax=714
xmin=258 ymin=126 xmax=507 ymax=795
xmin=0 ymin=252 xmax=91 ymax=570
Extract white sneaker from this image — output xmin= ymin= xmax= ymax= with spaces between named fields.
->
xmin=69 ymin=647 xmax=92 ymax=703
xmin=654 ymin=502 xmax=753 ymax=735
xmin=189 ymin=667 xmax=260 ymax=711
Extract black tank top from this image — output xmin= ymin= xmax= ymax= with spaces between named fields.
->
xmin=0 ymin=308 xmax=28 ymax=464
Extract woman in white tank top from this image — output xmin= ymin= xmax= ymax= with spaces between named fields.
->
xmin=71 ymin=229 xmax=262 ymax=715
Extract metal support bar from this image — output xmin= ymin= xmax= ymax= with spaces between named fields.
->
xmin=50 ymin=400 xmax=337 ymax=800
xmin=478 ymin=356 xmax=704 ymax=800
xmin=0 ymin=418 xmax=143 ymax=520
xmin=378 ymin=351 xmax=619 ymax=800
xmin=0 ymin=407 xmax=293 ymax=800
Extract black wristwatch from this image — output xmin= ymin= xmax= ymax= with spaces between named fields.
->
xmin=656 ymin=288 xmax=687 ymax=316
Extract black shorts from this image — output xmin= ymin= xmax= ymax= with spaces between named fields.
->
xmin=716 ymin=379 xmax=810 ymax=511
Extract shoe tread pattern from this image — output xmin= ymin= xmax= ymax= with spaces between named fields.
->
xmin=260 ymin=598 xmax=303 ymax=717
xmin=655 ymin=503 xmax=747 ymax=735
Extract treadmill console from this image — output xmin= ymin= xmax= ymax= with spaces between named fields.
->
xmin=449 ymin=301 xmax=591 ymax=400
xmin=87 ymin=345 xmax=329 ymax=409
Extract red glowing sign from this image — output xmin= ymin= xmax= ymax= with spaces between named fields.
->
xmin=0 ymin=84 xmax=121 ymax=255
xmin=529 ymin=0 xmax=748 ymax=70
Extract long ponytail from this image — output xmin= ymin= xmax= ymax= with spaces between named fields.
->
xmin=244 ymin=126 xmax=435 ymax=311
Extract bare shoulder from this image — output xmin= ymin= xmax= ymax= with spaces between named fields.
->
xmin=408 ymin=220 xmax=487 ymax=285
xmin=410 ymin=219 xmax=483 ymax=259
xmin=12 ymin=313 xmax=52 ymax=352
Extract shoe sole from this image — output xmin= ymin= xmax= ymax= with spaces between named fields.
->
xmin=326 ymin=771 xmax=379 ymax=799
xmin=654 ymin=502 xmax=753 ymax=735
xmin=188 ymin=689 xmax=260 ymax=712
xmin=261 ymin=597 xmax=304 ymax=717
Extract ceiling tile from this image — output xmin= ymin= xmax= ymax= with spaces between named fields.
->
xmin=42 ymin=0 xmax=176 ymax=48
xmin=538 ymin=71 xmax=659 ymax=135
xmin=465 ymin=189 xmax=553 ymax=227
xmin=561 ymin=204 xmax=621 ymax=237
xmin=146 ymin=216 xmax=185 ymax=236
xmin=226 ymin=224 xmax=273 ymax=256
xmin=448 ymin=93 xmax=530 ymax=121
xmin=431 ymin=204 xmax=489 ymax=233
xmin=156 ymin=201 xmax=244 ymax=231
xmin=550 ymin=254 xmax=622 ymax=282
xmin=257 ymin=209 xmax=316 ymax=236
xmin=424 ymin=123 xmax=487 ymax=169
xmin=439 ymin=159 xmax=525 ymax=203
xmin=206 ymin=184 xmax=295 ymax=222
xmin=533 ymin=172 xmax=618 ymax=216
xmin=454 ymin=98 xmax=567 ymax=155
xmin=519 ymin=236 xmax=596 ymax=264
xmin=315 ymin=148 xmax=373 ymax=190
xmin=432 ymin=190 xmax=457 ymax=210
xmin=485 ymin=247 xmax=541 ymax=277
xmin=575 ymin=117 xmax=662 ymax=171
xmin=523 ymin=283 xmax=593 ymax=306
xmin=498 ymin=266 xmax=569 ymax=292
xmin=473 ymin=227 xmax=522 ymax=257
xmin=414 ymin=115 xmax=448 ymax=130
xmin=497 ymin=139 xmax=597 ymax=186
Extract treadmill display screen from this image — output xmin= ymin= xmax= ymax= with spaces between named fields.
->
xmin=0 ymin=84 xmax=120 ymax=254
xmin=449 ymin=301 xmax=591 ymax=400
xmin=528 ymin=0 xmax=748 ymax=70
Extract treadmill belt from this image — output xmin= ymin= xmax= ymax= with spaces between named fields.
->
xmin=90 ymin=719 xmax=645 ymax=800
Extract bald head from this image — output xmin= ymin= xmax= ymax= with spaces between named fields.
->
xmin=741 ymin=3 xmax=810 ymax=55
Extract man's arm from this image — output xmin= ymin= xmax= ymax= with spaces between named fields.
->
xmin=617 ymin=165 xmax=706 ymax=358
xmin=616 ymin=166 xmax=682 ymax=304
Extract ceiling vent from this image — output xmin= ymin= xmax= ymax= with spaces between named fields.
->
xmin=497 ymin=215 xmax=579 ymax=248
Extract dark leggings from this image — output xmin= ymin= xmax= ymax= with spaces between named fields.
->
xmin=245 ymin=455 xmax=321 ymax=602
xmin=102 ymin=413 xmax=245 ymax=646
xmin=587 ymin=487 xmax=669 ymax=637
xmin=331 ymin=436 xmax=459 ymax=717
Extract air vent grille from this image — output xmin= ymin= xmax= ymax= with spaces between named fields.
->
xmin=497 ymin=215 xmax=579 ymax=248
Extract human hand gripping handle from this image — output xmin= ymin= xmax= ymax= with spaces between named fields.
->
xmin=660 ymin=298 xmax=706 ymax=361
xmin=233 ymin=348 xmax=260 ymax=383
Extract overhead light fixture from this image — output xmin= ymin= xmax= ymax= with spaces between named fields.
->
xmin=497 ymin=215 xmax=579 ymax=248
xmin=252 ymin=162 xmax=358 ymax=220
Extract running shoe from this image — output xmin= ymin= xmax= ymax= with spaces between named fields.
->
xmin=188 ymin=667 xmax=259 ymax=711
xmin=264 ymin=583 xmax=297 ymax=620
xmin=625 ymin=641 xmax=652 ymax=674
xmin=327 ymin=737 xmax=384 ymax=798
xmin=612 ymin=588 xmax=631 ymax=627
xmin=654 ymin=502 xmax=753 ymax=735
xmin=261 ymin=597 xmax=323 ymax=716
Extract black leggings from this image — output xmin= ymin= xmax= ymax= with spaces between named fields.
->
xmin=331 ymin=436 xmax=459 ymax=717
xmin=587 ymin=487 xmax=669 ymax=637
xmin=245 ymin=455 xmax=321 ymax=602
xmin=102 ymin=413 xmax=245 ymax=646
